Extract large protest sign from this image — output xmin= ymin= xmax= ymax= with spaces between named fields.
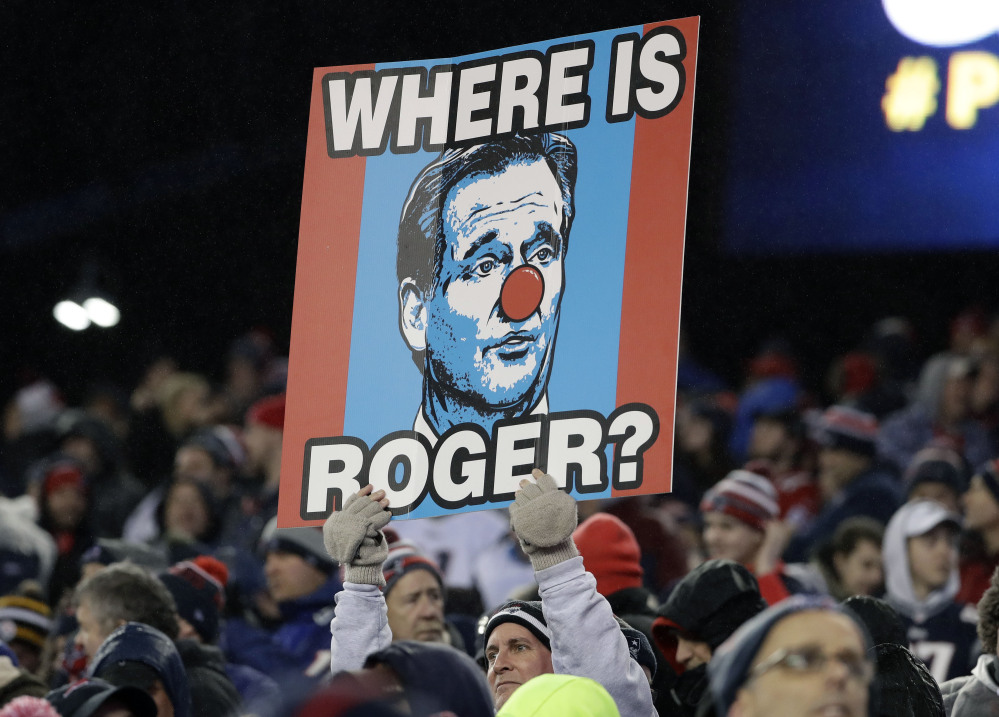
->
xmin=278 ymin=17 xmax=698 ymax=526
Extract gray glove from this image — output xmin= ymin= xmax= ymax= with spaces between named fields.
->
xmin=323 ymin=489 xmax=391 ymax=586
xmin=509 ymin=469 xmax=579 ymax=571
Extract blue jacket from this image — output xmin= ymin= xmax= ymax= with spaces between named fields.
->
xmin=222 ymin=576 xmax=340 ymax=685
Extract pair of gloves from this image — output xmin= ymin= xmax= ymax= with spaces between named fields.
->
xmin=322 ymin=469 xmax=580 ymax=586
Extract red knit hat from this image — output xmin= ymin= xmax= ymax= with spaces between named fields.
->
xmin=572 ymin=513 xmax=643 ymax=597
xmin=246 ymin=394 xmax=285 ymax=430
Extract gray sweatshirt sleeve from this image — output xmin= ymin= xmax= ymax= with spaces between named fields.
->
xmin=537 ymin=555 xmax=658 ymax=717
xmin=328 ymin=582 xmax=393 ymax=677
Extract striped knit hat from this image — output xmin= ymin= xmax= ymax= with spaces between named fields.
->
xmin=0 ymin=595 xmax=52 ymax=650
xmin=812 ymin=405 xmax=879 ymax=457
xmin=381 ymin=530 xmax=443 ymax=598
xmin=700 ymin=470 xmax=779 ymax=532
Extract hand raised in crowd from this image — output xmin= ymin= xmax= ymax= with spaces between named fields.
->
xmin=509 ymin=468 xmax=580 ymax=571
xmin=323 ymin=484 xmax=392 ymax=586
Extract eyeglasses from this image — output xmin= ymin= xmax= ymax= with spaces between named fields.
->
xmin=749 ymin=645 xmax=875 ymax=685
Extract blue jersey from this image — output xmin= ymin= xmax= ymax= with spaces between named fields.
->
xmin=904 ymin=602 xmax=980 ymax=683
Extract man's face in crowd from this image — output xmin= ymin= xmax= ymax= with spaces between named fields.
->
xmin=264 ymin=550 xmax=327 ymax=603
xmin=485 ymin=622 xmax=554 ymax=709
xmin=731 ymin=610 xmax=870 ymax=717
xmin=703 ymin=512 xmax=763 ymax=566
xmin=675 ymin=632 xmax=712 ymax=671
xmin=907 ymin=524 xmax=957 ymax=596
xmin=385 ymin=569 xmax=445 ymax=643
xmin=422 ymin=159 xmax=566 ymax=410
xmin=817 ymin=447 xmax=867 ymax=501
xmin=75 ymin=598 xmax=112 ymax=658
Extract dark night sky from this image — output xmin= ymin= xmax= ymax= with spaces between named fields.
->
xmin=3 ymin=2 xmax=996 ymax=404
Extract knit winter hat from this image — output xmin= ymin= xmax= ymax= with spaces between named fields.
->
xmin=699 ymin=470 xmax=778 ymax=532
xmin=495 ymin=674 xmax=620 ymax=716
xmin=245 ymin=394 xmax=285 ymax=430
xmin=381 ymin=530 xmax=443 ymax=598
xmin=572 ymin=513 xmax=643 ymax=597
xmin=157 ymin=558 xmax=227 ymax=644
xmin=905 ymin=442 xmax=969 ymax=496
xmin=652 ymin=559 xmax=766 ymax=672
xmin=483 ymin=601 xmax=551 ymax=654
xmin=0 ymin=596 xmax=52 ymax=650
xmin=811 ymin=405 xmax=879 ymax=457
xmin=260 ymin=517 xmax=336 ymax=575
xmin=180 ymin=426 xmax=246 ymax=472
xmin=614 ymin=616 xmax=658 ymax=681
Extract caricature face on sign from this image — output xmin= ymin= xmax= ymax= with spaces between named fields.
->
xmin=397 ymin=139 xmax=575 ymax=437
xmin=279 ymin=19 xmax=698 ymax=525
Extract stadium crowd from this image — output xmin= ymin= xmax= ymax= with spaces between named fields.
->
xmin=3 ymin=308 xmax=999 ymax=716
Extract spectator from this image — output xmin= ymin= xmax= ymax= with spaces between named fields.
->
xmin=123 ymin=427 xmax=245 ymax=547
xmin=325 ymin=474 xmax=658 ymax=715
xmin=904 ymin=441 xmax=970 ymax=514
xmin=879 ymin=355 xmax=993 ymax=475
xmin=706 ymin=595 xmax=874 ymax=717
xmin=785 ymin=405 xmax=901 ymax=563
xmin=332 ymin=641 xmax=493 ymax=717
xmin=221 ymin=519 xmax=339 ymax=687
xmin=883 ymin=500 xmax=979 ymax=682
xmin=88 ymin=623 xmax=190 ymax=717
xmin=650 ymin=559 xmax=767 ymax=716
xmin=809 ymin=517 xmax=885 ymax=601
xmin=158 ymin=558 xmax=280 ymax=717
xmin=699 ymin=470 xmax=798 ymax=604
xmin=54 ymin=411 xmax=144 ymax=540
xmin=941 ymin=565 xmax=999 ymax=715
xmin=31 ymin=457 xmax=94 ymax=606
xmin=0 ymin=592 xmax=51 ymax=675
xmin=73 ymin=563 xmax=240 ymax=717
xmin=745 ymin=406 xmax=819 ymax=531
xmin=958 ymin=460 xmax=999 ymax=605
xmin=0 ymin=641 xmax=47 ymax=706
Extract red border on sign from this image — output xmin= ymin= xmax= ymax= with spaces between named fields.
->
xmin=614 ymin=17 xmax=698 ymax=497
xmin=278 ymin=64 xmax=373 ymax=528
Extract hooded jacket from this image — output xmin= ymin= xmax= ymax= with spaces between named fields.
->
xmin=496 ymin=674 xmax=620 ymax=716
xmin=651 ymin=560 xmax=766 ymax=716
xmin=89 ymin=622 xmax=192 ymax=717
xmin=941 ymin=653 xmax=999 ymax=716
xmin=882 ymin=501 xmax=979 ymax=682
xmin=364 ymin=641 xmax=493 ymax=717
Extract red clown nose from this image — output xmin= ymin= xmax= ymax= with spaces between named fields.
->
xmin=500 ymin=265 xmax=545 ymax=321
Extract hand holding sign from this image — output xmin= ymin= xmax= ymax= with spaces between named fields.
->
xmin=323 ymin=484 xmax=392 ymax=586
xmin=509 ymin=468 xmax=581 ymax=571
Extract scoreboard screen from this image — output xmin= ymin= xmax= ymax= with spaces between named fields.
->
xmin=723 ymin=2 xmax=999 ymax=254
